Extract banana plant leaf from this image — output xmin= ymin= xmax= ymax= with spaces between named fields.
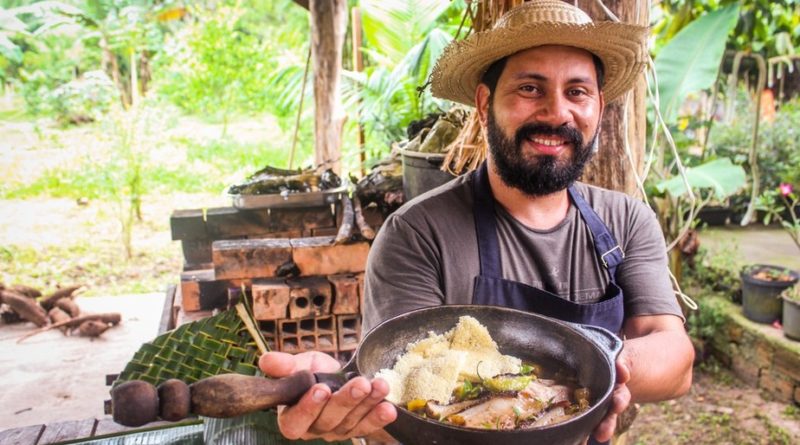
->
xmin=655 ymin=4 xmax=740 ymax=125
xmin=655 ymin=158 xmax=746 ymax=200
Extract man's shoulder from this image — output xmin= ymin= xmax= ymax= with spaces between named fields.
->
xmin=572 ymin=181 xmax=651 ymax=212
xmin=391 ymin=173 xmax=474 ymax=223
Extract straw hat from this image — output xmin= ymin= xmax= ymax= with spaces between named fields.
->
xmin=430 ymin=0 xmax=649 ymax=104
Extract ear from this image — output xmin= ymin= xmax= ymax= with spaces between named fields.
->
xmin=475 ymin=84 xmax=491 ymax=127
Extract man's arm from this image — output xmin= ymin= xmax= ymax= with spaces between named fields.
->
xmin=621 ymin=314 xmax=694 ymax=402
xmin=593 ymin=314 xmax=694 ymax=442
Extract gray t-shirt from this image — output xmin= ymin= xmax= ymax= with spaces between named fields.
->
xmin=362 ymin=173 xmax=683 ymax=332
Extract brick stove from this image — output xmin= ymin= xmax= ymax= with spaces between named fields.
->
xmin=169 ymin=201 xmax=383 ymax=363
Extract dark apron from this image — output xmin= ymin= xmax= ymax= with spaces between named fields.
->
xmin=470 ymin=163 xmax=624 ymax=445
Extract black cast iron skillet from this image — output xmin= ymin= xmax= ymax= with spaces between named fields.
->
xmin=112 ymin=305 xmax=621 ymax=445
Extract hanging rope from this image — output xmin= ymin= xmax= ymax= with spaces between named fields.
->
xmin=288 ymin=46 xmax=313 ymax=170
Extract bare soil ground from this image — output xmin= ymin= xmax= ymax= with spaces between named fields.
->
xmin=627 ymin=361 xmax=800 ymax=445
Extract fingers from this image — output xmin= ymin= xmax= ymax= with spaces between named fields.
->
xmin=592 ymin=412 xmax=617 ymax=443
xmin=277 ymin=377 xmax=396 ymax=442
xmin=593 ymin=383 xmax=631 ymax=443
xmin=259 ymin=351 xmax=341 ymax=377
xmin=329 ymin=378 xmax=394 ymax=436
xmin=259 ymin=352 xmax=297 ymax=377
xmin=277 ymin=382 xmax=332 ymax=439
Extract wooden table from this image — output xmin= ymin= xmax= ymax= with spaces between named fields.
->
xmin=0 ymin=418 xmax=200 ymax=445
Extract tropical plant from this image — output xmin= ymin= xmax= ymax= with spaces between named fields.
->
xmin=653 ymin=3 xmax=740 ymax=126
xmin=651 ymin=158 xmax=746 ymax=246
xmin=653 ymin=0 xmax=800 ymax=59
xmin=343 ymin=0 xmax=462 ymax=150
xmin=647 ymin=3 xmax=744 ymax=268
xmin=756 ymin=183 xmax=800 ymax=252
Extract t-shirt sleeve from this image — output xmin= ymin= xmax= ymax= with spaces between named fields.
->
xmin=617 ymin=200 xmax=685 ymax=321
xmin=362 ymin=213 xmax=446 ymax=333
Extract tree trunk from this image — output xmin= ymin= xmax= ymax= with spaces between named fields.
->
xmin=309 ymin=0 xmax=348 ymax=173
xmin=574 ymin=0 xmax=648 ymax=196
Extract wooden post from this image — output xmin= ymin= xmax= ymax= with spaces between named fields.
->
xmin=352 ymin=6 xmax=366 ymax=176
xmin=574 ymin=0 xmax=649 ymax=196
xmin=309 ymin=0 xmax=348 ymax=174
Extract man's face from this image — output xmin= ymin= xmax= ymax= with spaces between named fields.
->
xmin=476 ymin=45 xmax=604 ymax=196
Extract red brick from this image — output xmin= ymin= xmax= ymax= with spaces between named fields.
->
xmin=730 ymin=344 xmax=760 ymax=385
xmin=212 ymin=238 xmax=293 ymax=280
xmin=311 ymin=227 xmax=339 ymax=237
xmin=252 ymin=279 xmax=291 ymax=321
xmin=291 ymin=236 xmax=370 ymax=276
xmin=179 ymin=269 xmax=214 ymax=312
xmin=774 ymin=348 xmax=800 ymax=381
xmin=758 ymin=369 xmax=795 ymax=403
xmin=287 ymin=277 xmax=332 ymax=319
xmin=329 ymin=274 xmax=360 ymax=314
xmin=259 ymin=320 xmax=278 ymax=351
xmin=271 ymin=206 xmax=335 ymax=232
xmin=356 ymin=273 xmax=365 ymax=315
xmin=755 ymin=343 xmax=774 ymax=368
xmin=337 ymin=314 xmax=362 ymax=351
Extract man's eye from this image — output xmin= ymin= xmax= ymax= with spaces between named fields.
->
xmin=520 ymin=85 xmax=540 ymax=94
xmin=568 ymin=89 xmax=587 ymax=96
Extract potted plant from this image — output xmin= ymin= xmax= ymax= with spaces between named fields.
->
xmin=782 ymin=284 xmax=800 ymax=341
xmin=740 ymin=264 xmax=799 ymax=323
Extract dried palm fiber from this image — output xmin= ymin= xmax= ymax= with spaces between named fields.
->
xmin=114 ymin=303 xmax=268 ymax=388
xmin=441 ymin=0 xmax=525 ymax=175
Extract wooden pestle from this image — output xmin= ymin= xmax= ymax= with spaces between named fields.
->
xmin=112 ymin=371 xmax=320 ymax=426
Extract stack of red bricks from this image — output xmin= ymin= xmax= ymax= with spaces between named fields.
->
xmin=170 ymin=203 xmax=379 ymax=363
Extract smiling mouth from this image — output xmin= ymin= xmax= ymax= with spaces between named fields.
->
xmin=529 ymin=136 xmax=567 ymax=147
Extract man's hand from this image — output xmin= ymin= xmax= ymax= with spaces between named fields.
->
xmin=259 ymin=351 xmax=397 ymax=442
xmin=592 ymin=356 xmax=632 ymax=442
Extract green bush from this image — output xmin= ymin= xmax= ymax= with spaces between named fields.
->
xmin=47 ymin=70 xmax=118 ymax=124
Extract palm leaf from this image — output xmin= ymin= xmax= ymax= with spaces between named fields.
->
xmin=655 ymin=4 xmax=740 ymax=125
xmin=655 ymin=158 xmax=747 ymax=200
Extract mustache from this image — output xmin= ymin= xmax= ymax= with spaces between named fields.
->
xmin=514 ymin=123 xmax=583 ymax=149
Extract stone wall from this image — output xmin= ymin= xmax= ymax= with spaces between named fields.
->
xmin=704 ymin=294 xmax=800 ymax=405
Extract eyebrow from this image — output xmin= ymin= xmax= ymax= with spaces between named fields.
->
xmin=512 ymin=72 xmax=595 ymax=84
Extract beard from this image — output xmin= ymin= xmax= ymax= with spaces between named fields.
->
xmin=486 ymin=107 xmax=597 ymax=197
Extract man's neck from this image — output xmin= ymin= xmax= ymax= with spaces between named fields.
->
xmin=486 ymin=162 xmax=571 ymax=231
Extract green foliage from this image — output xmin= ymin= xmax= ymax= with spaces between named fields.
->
xmin=653 ymin=0 xmax=800 ymax=58
xmin=654 ymin=4 xmax=740 ymax=124
xmin=687 ymin=243 xmax=741 ymax=295
xmin=153 ymin=2 xmax=278 ymax=124
xmin=687 ymin=297 xmax=727 ymax=341
xmin=47 ymin=69 xmax=117 ymax=123
xmin=709 ymin=95 xmax=800 ymax=197
xmin=655 ymin=158 xmax=746 ymax=201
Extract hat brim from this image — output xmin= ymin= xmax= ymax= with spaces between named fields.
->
xmin=431 ymin=21 xmax=649 ymax=105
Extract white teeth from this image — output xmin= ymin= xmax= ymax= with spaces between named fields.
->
xmin=531 ymin=137 xmax=563 ymax=147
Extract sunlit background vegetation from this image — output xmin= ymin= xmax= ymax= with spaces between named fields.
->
xmin=1 ymin=0 xmax=799 ymax=296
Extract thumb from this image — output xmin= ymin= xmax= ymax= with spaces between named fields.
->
xmin=259 ymin=351 xmax=298 ymax=377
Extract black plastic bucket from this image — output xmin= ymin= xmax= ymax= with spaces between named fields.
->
xmin=398 ymin=148 xmax=456 ymax=200
xmin=740 ymin=265 xmax=799 ymax=323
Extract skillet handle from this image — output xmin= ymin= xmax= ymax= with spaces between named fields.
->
xmin=572 ymin=324 xmax=623 ymax=361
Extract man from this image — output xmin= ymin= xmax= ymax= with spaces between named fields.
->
xmin=260 ymin=1 xmax=694 ymax=443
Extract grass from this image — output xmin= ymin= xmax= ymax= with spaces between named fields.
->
xmin=0 ymin=100 xmax=304 ymax=297
xmin=0 ymin=132 xmax=313 ymax=200
xmin=0 ymin=241 xmax=180 ymax=297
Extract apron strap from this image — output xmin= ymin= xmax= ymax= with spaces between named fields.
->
xmin=567 ymin=186 xmax=624 ymax=280
xmin=471 ymin=164 xmax=503 ymax=278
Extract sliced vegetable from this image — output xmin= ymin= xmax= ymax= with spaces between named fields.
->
xmin=483 ymin=375 xmax=533 ymax=393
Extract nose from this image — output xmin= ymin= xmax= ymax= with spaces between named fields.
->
xmin=533 ymin=93 xmax=572 ymax=127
